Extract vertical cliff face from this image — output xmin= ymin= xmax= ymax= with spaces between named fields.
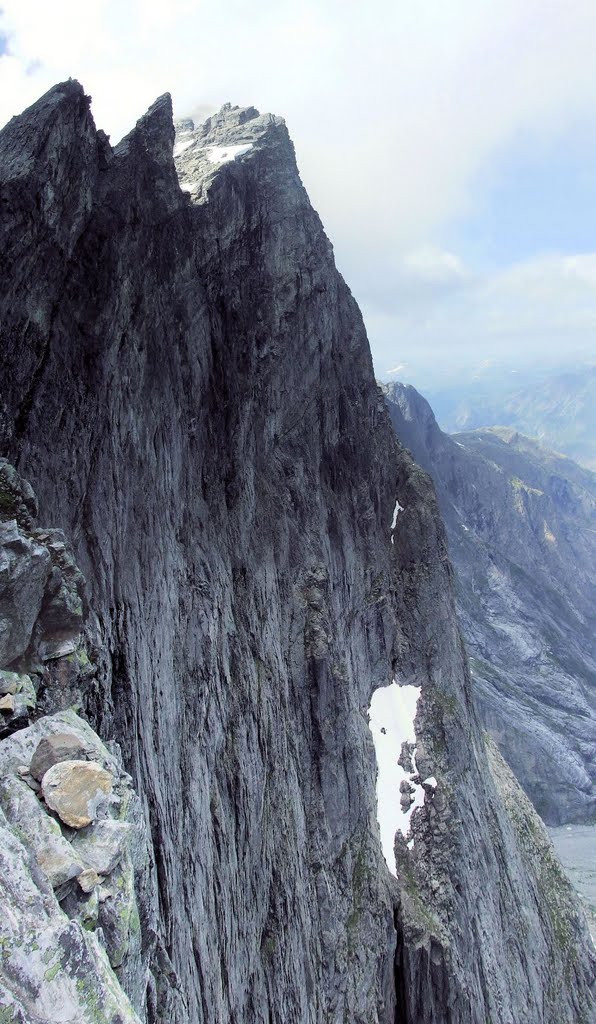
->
xmin=0 ymin=82 xmax=594 ymax=1023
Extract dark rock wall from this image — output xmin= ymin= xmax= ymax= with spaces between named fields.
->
xmin=0 ymin=82 xmax=594 ymax=1023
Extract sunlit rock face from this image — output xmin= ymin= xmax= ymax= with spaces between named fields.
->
xmin=0 ymin=82 xmax=595 ymax=1024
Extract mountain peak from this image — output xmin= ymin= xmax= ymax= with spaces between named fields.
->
xmin=115 ymin=92 xmax=175 ymax=164
xmin=173 ymin=101 xmax=291 ymax=203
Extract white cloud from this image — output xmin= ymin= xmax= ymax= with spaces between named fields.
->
xmin=2 ymin=1 xmax=596 ymax=232
xmin=402 ymin=246 xmax=467 ymax=283
xmin=2 ymin=1 xmax=596 ymax=375
xmin=370 ymin=249 xmax=596 ymax=380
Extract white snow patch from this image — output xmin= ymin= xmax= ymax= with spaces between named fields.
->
xmin=462 ymin=524 xmax=469 ymax=532
xmin=174 ymin=138 xmax=194 ymax=157
xmin=368 ymin=680 xmax=423 ymax=877
xmin=390 ymin=498 xmax=404 ymax=545
xmin=455 ymin=442 xmax=466 ymax=449
xmin=422 ymin=776 xmax=437 ymax=789
xmin=207 ymin=143 xmax=253 ymax=164
xmin=180 ymin=181 xmax=201 ymax=193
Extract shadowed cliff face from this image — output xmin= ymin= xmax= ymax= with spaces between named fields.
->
xmin=384 ymin=382 xmax=596 ymax=826
xmin=0 ymin=82 xmax=595 ymax=1023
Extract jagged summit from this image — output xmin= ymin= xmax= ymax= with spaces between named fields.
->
xmin=115 ymin=92 xmax=174 ymax=155
xmin=173 ymin=101 xmax=288 ymax=202
xmin=0 ymin=81 xmax=296 ymax=217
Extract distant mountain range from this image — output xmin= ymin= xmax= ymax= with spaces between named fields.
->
xmin=424 ymin=363 xmax=596 ymax=471
xmin=385 ymin=381 xmax=596 ymax=825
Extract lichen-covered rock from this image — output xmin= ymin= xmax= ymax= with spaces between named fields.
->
xmin=0 ymin=672 xmax=35 ymax=738
xmin=0 ymin=711 xmax=158 ymax=1019
xmin=0 ymin=804 xmax=142 ymax=1024
xmin=77 ymin=867 xmax=103 ymax=893
xmin=35 ymin=837 xmax=84 ymax=890
xmin=0 ymin=670 xmax=20 ymax=694
xmin=0 ymin=773 xmax=84 ymax=888
xmin=30 ymin=731 xmax=88 ymax=780
xmin=72 ymin=818 xmax=131 ymax=874
xmin=41 ymin=760 xmax=113 ymax=828
xmin=97 ymin=856 xmax=141 ymax=970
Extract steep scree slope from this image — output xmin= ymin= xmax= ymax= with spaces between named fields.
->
xmin=0 ymin=82 xmax=594 ymax=1023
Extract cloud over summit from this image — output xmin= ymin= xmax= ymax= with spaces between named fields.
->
xmin=2 ymin=0 xmax=596 ymax=377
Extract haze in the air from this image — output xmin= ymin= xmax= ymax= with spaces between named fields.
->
xmin=2 ymin=0 xmax=596 ymax=383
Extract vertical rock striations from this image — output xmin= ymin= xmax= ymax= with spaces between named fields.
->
xmin=0 ymin=82 xmax=594 ymax=1022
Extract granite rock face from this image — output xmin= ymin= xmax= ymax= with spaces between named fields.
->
xmin=0 ymin=82 xmax=595 ymax=1023
xmin=384 ymin=381 xmax=596 ymax=826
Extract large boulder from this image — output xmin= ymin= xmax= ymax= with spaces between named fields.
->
xmin=30 ymin=731 xmax=88 ymax=781
xmin=41 ymin=760 xmax=113 ymax=828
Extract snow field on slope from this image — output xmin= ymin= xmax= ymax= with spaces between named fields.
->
xmin=368 ymin=681 xmax=423 ymax=876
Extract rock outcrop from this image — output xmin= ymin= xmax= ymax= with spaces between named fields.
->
xmin=384 ymin=381 xmax=596 ymax=826
xmin=0 ymin=82 xmax=594 ymax=1023
xmin=0 ymin=710 xmax=153 ymax=1023
xmin=0 ymin=479 xmax=158 ymax=1021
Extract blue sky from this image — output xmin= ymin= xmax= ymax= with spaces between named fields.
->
xmin=456 ymin=126 xmax=596 ymax=272
xmin=0 ymin=0 xmax=595 ymax=386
